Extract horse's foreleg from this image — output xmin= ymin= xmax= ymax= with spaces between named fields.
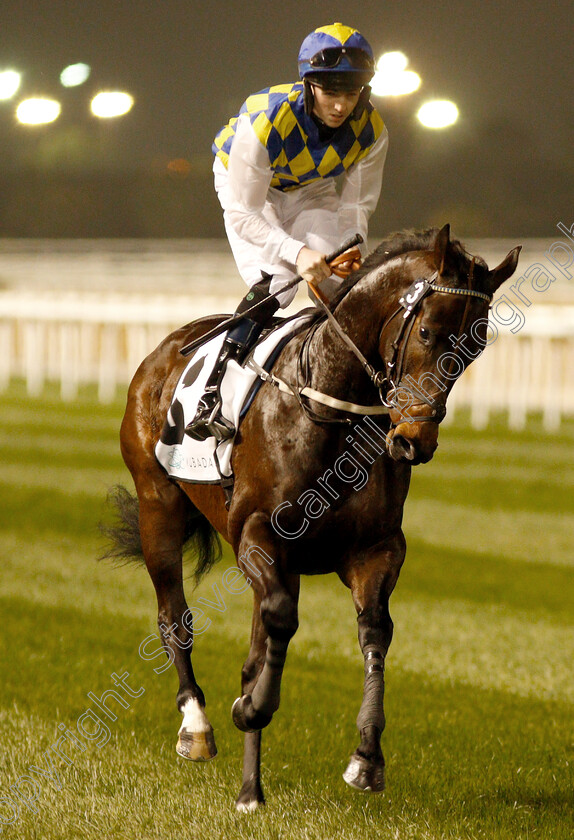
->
xmin=341 ymin=536 xmax=405 ymax=792
xmin=138 ymin=486 xmax=217 ymax=762
xmin=231 ymin=514 xmax=299 ymax=734
xmin=236 ymin=596 xmax=267 ymax=812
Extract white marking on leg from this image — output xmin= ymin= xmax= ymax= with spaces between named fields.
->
xmin=179 ymin=697 xmax=211 ymax=733
xmin=236 ymin=800 xmax=260 ymax=813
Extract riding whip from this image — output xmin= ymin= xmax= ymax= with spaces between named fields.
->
xmin=180 ymin=233 xmax=363 ymax=356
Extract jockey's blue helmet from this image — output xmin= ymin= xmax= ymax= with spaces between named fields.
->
xmin=298 ymin=23 xmax=375 ymax=91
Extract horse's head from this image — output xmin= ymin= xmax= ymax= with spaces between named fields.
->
xmin=374 ymin=224 xmax=521 ymax=464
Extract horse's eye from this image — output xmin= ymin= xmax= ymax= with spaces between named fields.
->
xmin=419 ymin=326 xmax=431 ymax=342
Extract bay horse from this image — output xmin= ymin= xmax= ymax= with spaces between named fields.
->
xmin=105 ymin=225 xmax=520 ymax=811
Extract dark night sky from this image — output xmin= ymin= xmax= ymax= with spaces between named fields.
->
xmin=1 ymin=0 xmax=572 ymax=236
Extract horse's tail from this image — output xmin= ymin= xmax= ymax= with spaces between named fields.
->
xmin=99 ymin=485 xmax=222 ymax=584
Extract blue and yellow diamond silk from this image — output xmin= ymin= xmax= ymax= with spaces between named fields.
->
xmin=212 ymin=83 xmax=384 ymax=191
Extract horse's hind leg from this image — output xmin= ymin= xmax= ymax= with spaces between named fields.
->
xmin=138 ymin=481 xmax=217 ymax=761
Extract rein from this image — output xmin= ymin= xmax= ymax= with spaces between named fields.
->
xmin=249 ymin=267 xmax=492 ymax=427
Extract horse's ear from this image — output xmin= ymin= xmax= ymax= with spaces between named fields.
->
xmin=433 ymin=224 xmax=451 ymax=273
xmin=486 ymin=246 xmax=522 ymax=294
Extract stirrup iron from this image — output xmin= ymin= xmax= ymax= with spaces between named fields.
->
xmin=185 ymin=395 xmax=236 ymax=442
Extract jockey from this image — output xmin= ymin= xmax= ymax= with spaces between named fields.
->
xmin=186 ymin=22 xmax=388 ymax=442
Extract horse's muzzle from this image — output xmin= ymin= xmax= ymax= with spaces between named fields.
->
xmin=387 ymin=420 xmax=439 ymax=464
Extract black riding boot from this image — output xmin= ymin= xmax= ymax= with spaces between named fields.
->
xmin=185 ymin=276 xmax=279 ymax=442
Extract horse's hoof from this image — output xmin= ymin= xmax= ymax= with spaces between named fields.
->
xmin=236 ymin=779 xmax=265 ymax=812
xmin=231 ymin=695 xmax=272 ymax=733
xmin=236 ymin=799 xmax=264 ymax=813
xmin=176 ymin=726 xmax=217 ymax=761
xmin=343 ymin=754 xmax=385 ymax=792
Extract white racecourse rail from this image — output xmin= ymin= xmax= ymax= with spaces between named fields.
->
xmin=0 ymin=238 xmax=573 ymax=431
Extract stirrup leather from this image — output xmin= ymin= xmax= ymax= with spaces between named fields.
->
xmin=183 ymin=288 xmax=278 ymax=443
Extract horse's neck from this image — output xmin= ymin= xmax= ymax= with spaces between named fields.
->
xmin=309 ymin=266 xmax=400 ymax=398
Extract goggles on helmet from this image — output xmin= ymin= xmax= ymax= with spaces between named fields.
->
xmin=309 ymin=46 xmax=375 ymax=74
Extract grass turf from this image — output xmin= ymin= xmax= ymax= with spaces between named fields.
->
xmin=0 ymin=380 xmax=572 ymax=839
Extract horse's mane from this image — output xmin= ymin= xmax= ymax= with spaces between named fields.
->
xmin=330 ymin=227 xmax=488 ymax=309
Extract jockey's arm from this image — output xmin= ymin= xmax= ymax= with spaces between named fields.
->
xmin=337 ymin=125 xmax=389 ymax=253
xmin=225 ymin=114 xmax=306 ymax=268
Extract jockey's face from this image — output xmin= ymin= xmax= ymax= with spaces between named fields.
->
xmin=311 ymin=85 xmax=362 ymax=128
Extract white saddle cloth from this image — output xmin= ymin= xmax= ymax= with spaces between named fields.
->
xmin=154 ymin=312 xmax=315 ymax=484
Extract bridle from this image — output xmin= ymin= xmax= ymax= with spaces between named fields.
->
xmin=305 ymin=262 xmax=492 ymax=426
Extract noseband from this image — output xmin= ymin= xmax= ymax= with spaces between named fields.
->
xmin=311 ymin=267 xmax=492 ymax=426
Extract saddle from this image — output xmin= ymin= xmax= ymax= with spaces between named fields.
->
xmin=154 ymin=310 xmax=319 ymax=490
